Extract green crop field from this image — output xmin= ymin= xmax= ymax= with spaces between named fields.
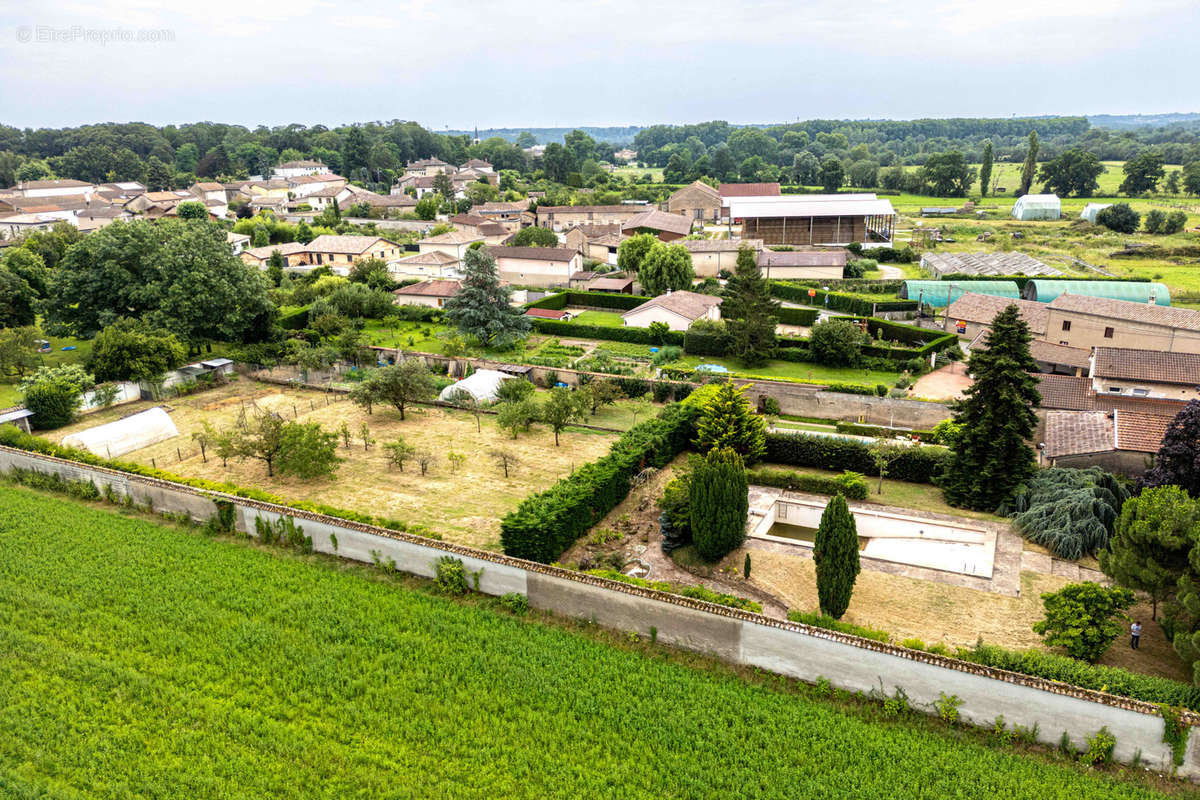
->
xmin=0 ymin=484 xmax=1177 ymax=799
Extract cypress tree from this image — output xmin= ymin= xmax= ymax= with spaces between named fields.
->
xmin=941 ymin=305 xmax=1040 ymax=511
xmin=689 ymin=447 xmax=749 ymax=562
xmin=694 ymin=379 xmax=766 ymax=464
xmin=979 ymin=140 xmax=994 ymax=197
xmin=723 ymin=245 xmax=779 ymax=367
xmin=813 ymin=493 xmax=860 ymax=619
xmin=1018 ymin=131 xmax=1039 ymax=197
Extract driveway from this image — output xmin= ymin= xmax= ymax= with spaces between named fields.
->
xmin=911 ymin=362 xmax=972 ymax=401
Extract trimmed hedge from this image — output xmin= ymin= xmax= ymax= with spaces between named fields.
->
xmin=771 ymin=282 xmax=917 ymax=316
xmin=777 ymin=307 xmax=819 ymax=326
xmin=764 ymin=432 xmax=950 ymax=485
xmin=682 ymin=329 xmax=729 ymax=357
xmin=747 ymin=467 xmax=869 ymax=500
xmin=835 ymin=422 xmax=939 ymax=443
xmin=526 ymin=290 xmax=651 ymax=312
xmin=0 ymin=424 xmax=430 ymax=536
xmin=786 ymin=610 xmax=891 ymax=643
xmin=529 ymin=318 xmax=686 ymax=347
xmin=500 ymin=401 xmax=701 ymax=562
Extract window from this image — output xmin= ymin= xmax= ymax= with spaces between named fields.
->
xmin=1061 ymin=320 xmax=1071 ymax=332
xmin=1132 ymin=388 xmax=1149 ymax=397
xmin=1109 ymin=387 xmax=1122 ymax=393
xmin=1104 ymin=327 xmax=1114 ymax=338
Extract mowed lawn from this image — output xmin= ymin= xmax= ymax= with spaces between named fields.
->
xmin=47 ymin=380 xmax=617 ymax=550
xmin=0 ymin=485 xmax=1176 ymax=800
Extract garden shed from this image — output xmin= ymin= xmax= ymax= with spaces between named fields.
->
xmin=61 ymin=407 xmax=179 ymax=458
xmin=1011 ymin=194 xmax=1061 ymax=221
xmin=1080 ymin=203 xmax=1112 ymax=224
xmin=899 ymin=280 xmax=1021 ymax=308
xmin=1022 ymin=280 xmax=1171 ymax=306
xmin=437 ymin=369 xmax=514 ymax=404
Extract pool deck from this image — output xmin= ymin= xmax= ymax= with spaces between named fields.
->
xmin=746 ymin=487 xmax=1104 ymax=597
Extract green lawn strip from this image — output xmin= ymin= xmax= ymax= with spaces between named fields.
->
xmin=569 ymin=310 xmax=625 ymax=327
xmin=677 ymin=354 xmax=902 ymax=386
xmin=0 ymin=485 xmax=1171 ymax=799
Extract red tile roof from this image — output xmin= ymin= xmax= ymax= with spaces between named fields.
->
xmin=525 ymin=308 xmax=569 ymax=319
xmin=1114 ymin=410 xmax=1171 ymax=453
xmin=719 ymin=182 xmax=781 ymax=197
xmin=1036 ymin=374 xmax=1094 ymax=410
xmin=393 ymin=279 xmax=461 ymax=297
xmin=1093 ymin=347 xmax=1200 ymax=385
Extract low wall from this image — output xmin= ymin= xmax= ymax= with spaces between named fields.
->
xmin=1 ymin=442 xmax=1195 ymax=776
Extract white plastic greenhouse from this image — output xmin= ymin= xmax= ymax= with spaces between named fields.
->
xmin=1080 ymin=203 xmax=1112 ymax=223
xmin=61 ymin=407 xmax=180 ymax=458
xmin=437 ymin=369 xmax=516 ymax=404
xmin=1011 ymin=194 xmax=1061 ymax=221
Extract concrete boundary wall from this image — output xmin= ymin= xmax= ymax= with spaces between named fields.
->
xmin=0 ymin=442 xmax=1195 ymax=776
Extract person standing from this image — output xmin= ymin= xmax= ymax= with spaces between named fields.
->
xmin=1130 ymin=620 xmax=1143 ymax=650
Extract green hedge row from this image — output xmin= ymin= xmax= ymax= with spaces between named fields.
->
xmin=786 ymin=610 xmax=891 ymax=643
xmin=526 ymin=290 xmax=651 ymax=312
xmin=584 ymin=569 xmax=763 ymax=613
xmin=771 ymin=282 xmax=917 ymax=315
xmin=529 ymin=318 xmax=686 ymax=347
xmin=777 ymin=307 xmax=819 ymax=326
xmin=834 ymin=422 xmax=939 ymax=442
xmin=0 ymin=425 xmax=431 ymax=537
xmin=764 ymin=432 xmax=949 ymax=484
xmin=500 ymin=401 xmax=701 ymax=562
xmin=746 ymin=467 xmax=869 ymax=500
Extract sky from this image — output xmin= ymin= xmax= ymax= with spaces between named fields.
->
xmin=0 ymin=0 xmax=1196 ymax=131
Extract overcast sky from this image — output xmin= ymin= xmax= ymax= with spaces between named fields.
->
xmin=1 ymin=0 xmax=1195 ymax=130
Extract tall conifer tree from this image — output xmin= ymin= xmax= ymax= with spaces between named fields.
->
xmin=723 ymin=245 xmax=779 ymax=367
xmin=814 ymin=494 xmax=860 ymax=619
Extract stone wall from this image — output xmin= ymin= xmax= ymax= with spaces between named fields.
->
xmin=2 ymin=442 xmax=1194 ymax=776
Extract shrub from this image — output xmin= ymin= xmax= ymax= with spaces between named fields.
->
xmin=764 ymin=432 xmax=949 ymax=484
xmin=746 ymin=467 xmax=868 ymax=500
xmin=809 ymin=319 xmax=867 ymax=367
xmin=434 ymin=556 xmax=471 ymax=594
xmin=786 ymin=610 xmax=890 ymax=642
xmin=1080 ymin=727 xmax=1116 ymax=766
xmin=1005 ymin=467 xmax=1128 ymax=559
xmin=1033 ymin=583 xmax=1135 ymax=662
xmin=1096 ymin=203 xmax=1140 ymax=234
xmin=500 ymin=402 xmax=700 ymax=562
xmin=585 ymin=569 xmax=762 ymax=613
xmin=529 ymin=318 xmax=686 ymax=348
xmin=20 ymin=364 xmax=94 ymax=429
xmin=498 ymin=592 xmax=529 ymax=615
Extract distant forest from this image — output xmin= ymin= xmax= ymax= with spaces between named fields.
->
xmin=1 ymin=113 xmax=1198 ymax=196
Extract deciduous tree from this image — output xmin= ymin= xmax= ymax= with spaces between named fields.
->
xmin=19 ymin=364 xmax=94 ymax=429
xmin=638 ymin=243 xmax=694 ymax=296
xmin=1101 ymin=485 xmax=1199 ymax=620
xmin=540 ymin=386 xmax=587 ymax=445
xmin=366 ymin=361 xmax=436 ymax=421
xmin=1143 ymin=400 xmax=1200 ymax=496
xmin=1120 ymin=149 xmax=1165 ymax=196
xmin=276 ymin=422 xmax=341 ymax=479
xmin=979 ymin=139 xmax=994 ymax=197
xmin=89 ymin=320 xmax=187 ymax=382
xmin=1037 ymin=148 xmax=1104 ymax=197
xmin=1017 ymin=130 xmax=1039 ymax=196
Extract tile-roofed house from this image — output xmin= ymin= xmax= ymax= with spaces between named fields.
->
xmin=668 ymin=180 xmax=722 ymax=223
xmin=1029 ymin=340 xmax=1091 ymax=374
xmin=587 ymin=276 xmax=635 ymax=294
xmin=1095 ymin=394 xmax=1187 ymax=417
xmin=757 ymin=249 xmax=847 ymax=280
xmin=1035 ymin=374 xmax=1094 ymax=411
xmin=1089 ymin=347 xmax=1200 ymax=404
xmin=17 ymin=179 xmax=95 ymax=198
xmin=621 ymin=208 xmax=693 ymax=240
xmin=418 ymin=229 xmax=485 ymax=261
xmin=390 ymin=250 xmax=462 ymax=280
xmin=944 ymin=292 xmax=1050 ymax=339
xmin=1045 ymin=293 xmax=1200 ymax=353
xmin=240 ymin=241 xmax=309 ymax=268
xmin=460 ymin=158 xmax=493 ymax=172
xmin=1044 ymin=411 xmax=1113 ymax=459
xmin=622 ymin=291 xmax=722 ymax=332
xmin=536 ymin=204 xmax=649 ymax=231
xmin=392 ymin=279 xmax=461 ymax=308
xmin=1115 ymin=411 xmax=1173 ymax=454
xmin=485 ymin=245 xmax=584 ymax=288
xmin=719 ymin=182 xmax=781 ymax=198
xmin=272 ymin=160 xmax=327 ymax=179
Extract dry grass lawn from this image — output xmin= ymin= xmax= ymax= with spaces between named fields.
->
xmin=50 ymin=379 xmax=617 ymax=551
xmin=742 ymin=548 xmax=1189 ymax=682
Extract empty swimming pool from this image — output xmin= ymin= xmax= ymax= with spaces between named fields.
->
xmin=751 ymin=495 xmax=996 ymax=578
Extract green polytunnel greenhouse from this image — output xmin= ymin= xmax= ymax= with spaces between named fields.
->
xmin=900 ymin=280 xmax=1021 ymax=308
xmin=1022 ymin=280 xmax=1171 ymax=306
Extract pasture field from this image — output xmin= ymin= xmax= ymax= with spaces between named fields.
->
xmin=47 ymin=379 xmax=619 ymax=550
xmin=0 ymin=484 xmax=1183 ymax=799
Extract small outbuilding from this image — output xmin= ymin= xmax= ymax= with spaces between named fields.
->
xmin=437 ymin=369 xmax=515 ymax=404
xmin=1011 ymin=194 xmax=1061 ymax=221
xmin=61 ymin=407 xmax=179 ymax=458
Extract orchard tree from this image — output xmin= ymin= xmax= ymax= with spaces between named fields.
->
xmin=444 ymin=247 xmax=531 ymax=347
xmin=1101 ymin=485 xmax=1199 ymax=620
xmin=941 ymin=305 xmax=1040 ymax=510
xmin=0 ymin=326 xmax=39 ymax=378
xmin=722 ymin=245 xmax=778 ymax=366
xmin=1143 ymin=400 xmax=1200 ymax=496
xmin=276 ymin=422 xmax=341 ymax=479
xmin=583 ymin=377 xmax=623 ymax=415
xmin=694 ymin=379 xmax=766 ymax=464
xmin=638 ymin=242 xmax=694 ymax=296
xmin=497 ymin=397 xmax=539 ymax=439
xmin=1033 ymin=583 xmax=1135 ymax=662
xmin=689 ymin=447 xmax=749 ymax=562
xmin=814 ymin=493 xmax=860 ymax=619
xmin=384 ymin=438 xmax=416 ymax=471
xmin=223 ymin=409 xmax=287 ymax=476
xmin=366 ymin=361 xmax=436 ymax=421
xmin=540 ymin=386 xmax=587 ymax=445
